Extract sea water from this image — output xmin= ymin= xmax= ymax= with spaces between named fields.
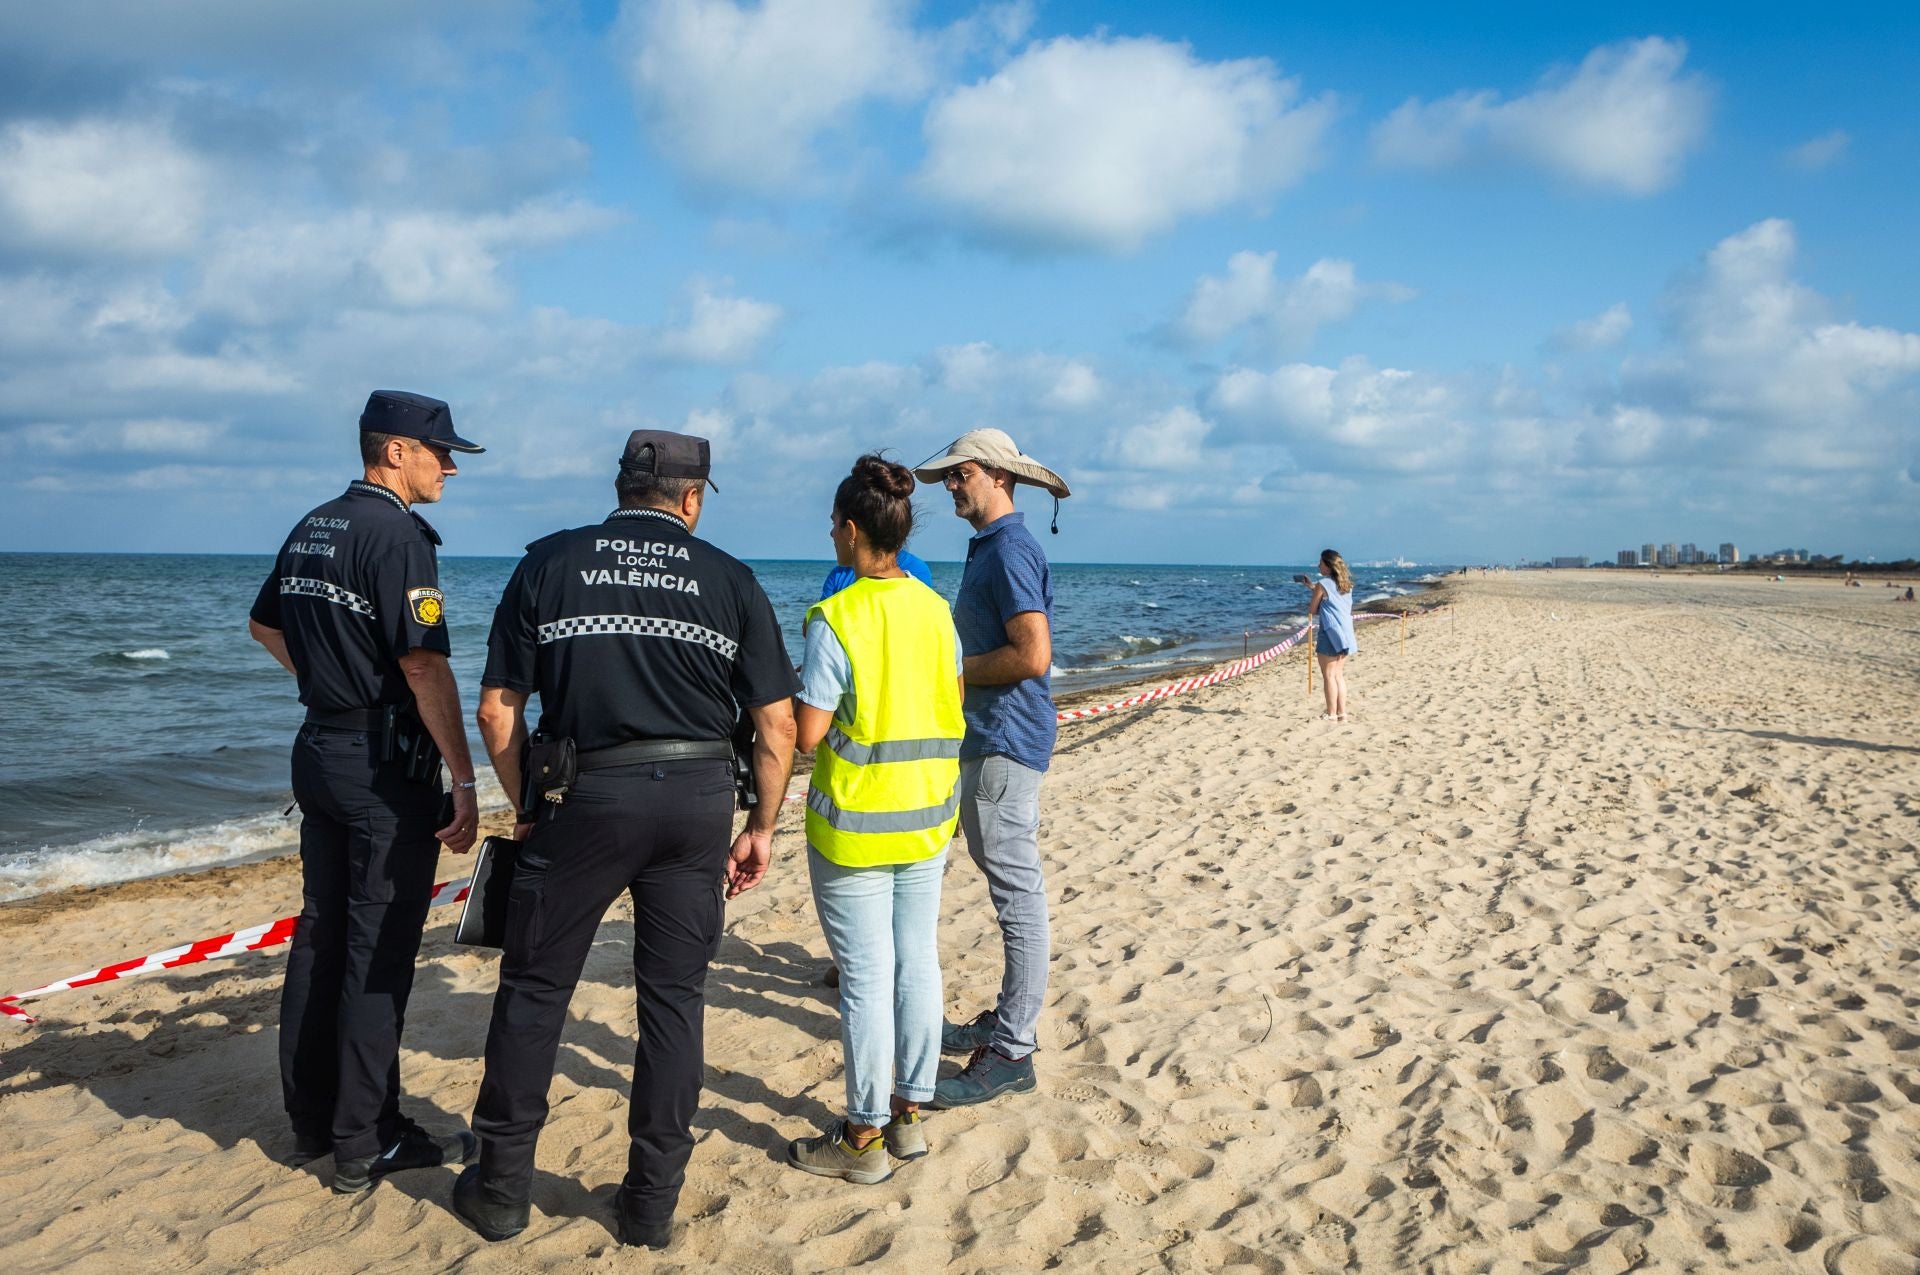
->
xmin=0 ymin=553 xmax=1439 ymax=899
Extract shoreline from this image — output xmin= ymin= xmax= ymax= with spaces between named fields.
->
xmin=2 ymin=579 xmax=1450 ymax=912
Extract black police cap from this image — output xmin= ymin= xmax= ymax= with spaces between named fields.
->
xmin=620 ymin=429 xmax=717 ymax=492
xmin=359 ymin=390 xmax=485 ymax=454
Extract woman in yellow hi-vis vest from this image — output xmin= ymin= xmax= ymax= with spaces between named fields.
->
xmin=786 ymin=455 xmax=964 ymax=1185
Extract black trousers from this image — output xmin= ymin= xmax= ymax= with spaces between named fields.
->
xmin=280 ymin=724 xmax=443 ymax=1160
xmin=470 ymin=758 xmax=734 ymax=1226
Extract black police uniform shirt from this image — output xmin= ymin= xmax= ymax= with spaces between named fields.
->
xmin=482 ymin=507 xmax=798 ymax=749
xmin=249 ymin=480 xmax=451 ymax=713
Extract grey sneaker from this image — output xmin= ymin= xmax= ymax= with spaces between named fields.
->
xmin=932 ymin=1047 xmax=1037 ymax=1109
xmin=941 ymin=1010 xmax=996 ymax=1055
xmin=786 ymin=1121 xmax=894 ymax=1185
xmin=882 ymin=1110 xmax=928 ymax=1161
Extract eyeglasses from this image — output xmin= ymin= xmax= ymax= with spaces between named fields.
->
xmin=941 ymin=465 xmax=982 ymax=488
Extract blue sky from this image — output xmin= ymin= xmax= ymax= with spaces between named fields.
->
xmin=2 ymin=1 xmax=1916 ymax=564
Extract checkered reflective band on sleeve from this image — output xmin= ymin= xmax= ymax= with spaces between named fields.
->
xmin=535 ymin=614 xmax=740 ymax=659
xmin=280 ymin=576 xmax=375 ymax=617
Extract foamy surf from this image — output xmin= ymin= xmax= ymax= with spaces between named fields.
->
xmin=118 ymin=648 xmax=172 ymax=660
xmin=0 ymin=772 xmax=513 ymax=902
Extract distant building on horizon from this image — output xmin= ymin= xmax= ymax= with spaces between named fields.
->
xmin=1721 ymin=542 xmax=1739 ymax=564
xmin=1641 ymin=542 xmax=1656 ymax=566
xmin=1659 ymin=543 xmax=1678 ymax=567
xmin=1617 ymin=549 xmax=1638 ymax=566
xmin=1553 ymin=555 xmax=1590 ymax=569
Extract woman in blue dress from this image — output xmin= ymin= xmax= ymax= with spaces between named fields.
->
xmin=1308 ymin=549 xmax=1355 ymax=721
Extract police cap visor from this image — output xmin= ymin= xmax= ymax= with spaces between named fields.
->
xmin=360 ymin=390 xmax=485 ymax=454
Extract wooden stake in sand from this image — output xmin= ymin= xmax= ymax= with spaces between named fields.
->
xmin=1400 ymin=610 xmax=1407 ymax=655
xmin=1306 ymin=621 xmax=1316 ymax=695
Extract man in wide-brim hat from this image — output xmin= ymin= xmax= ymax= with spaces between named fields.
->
xmin=912 ymin=428 xmax=1068 ymax=1108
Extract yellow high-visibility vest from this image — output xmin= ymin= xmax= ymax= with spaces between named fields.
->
xmin=804 ymin=575 xmax=964 ymax=867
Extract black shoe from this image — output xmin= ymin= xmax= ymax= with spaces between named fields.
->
xmin=287 ymin=1132 xmax=332 ymax=1167
xmin=452 ymin=1165 xmax=529 ymax=1241
xmin=333 ymin=1120 xmax=478 ymax=1195
xmin=614 ymin=1189 xmax=673 ymax=1250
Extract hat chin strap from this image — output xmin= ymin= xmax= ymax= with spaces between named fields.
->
xmin=1050 ymin=494 xmax=1060 ymax=535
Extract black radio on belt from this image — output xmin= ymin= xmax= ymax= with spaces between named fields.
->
xmin=382 ymin=704 xmax=445 ymax=785
xmin=521 ymin=733 xmax=578 ymax=811
xmin=731 ymin=714 xmax=758 ymax=813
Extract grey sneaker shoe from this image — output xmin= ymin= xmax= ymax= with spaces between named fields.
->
xmin=786 ymin=1121 xmax=894 ymax=1185
xmin=941 ymin=1010 xmax=996 ymax=1055
xmin=882 ymin=1110 xmax=928 ymax=1161
xmin=932 ymin=1047 xmax=1037 ymax=1109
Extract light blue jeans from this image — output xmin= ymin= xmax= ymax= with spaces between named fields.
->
xmin=959 ymin=754 xmax=1049 ymax=1058
xmin=807 ymin=846 xmax=947 ymax=1126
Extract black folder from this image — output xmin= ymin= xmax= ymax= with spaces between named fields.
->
xmin=453 ymin=835 xmax=519 ymax=948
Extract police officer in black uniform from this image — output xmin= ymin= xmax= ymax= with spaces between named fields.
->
xmin=248 ymin=390 xmax=485 ymax=1194
xmin=452 ymin=429 xmax=799 ymax=1248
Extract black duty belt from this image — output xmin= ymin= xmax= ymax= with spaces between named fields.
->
xmin=577 ymin=740 xmax=733 ymax=770
xmin=305 ymin=706 xmax=392 ymax=730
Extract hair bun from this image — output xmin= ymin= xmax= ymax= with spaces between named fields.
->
xmin=854 ymin=453 xmax=915 ymax=500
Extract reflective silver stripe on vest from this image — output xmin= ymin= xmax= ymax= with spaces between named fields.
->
xmin=806 ymin=784 xmax=960 ymax=834
xmin=823 ymin=726 xmax=963 ymax=766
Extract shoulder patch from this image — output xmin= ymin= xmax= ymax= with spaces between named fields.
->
xmin=407 ymin=587 xmax=445 ymax=626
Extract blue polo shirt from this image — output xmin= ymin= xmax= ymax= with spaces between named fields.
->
xmin=955 ymin=512 xmax=1055 ymax=771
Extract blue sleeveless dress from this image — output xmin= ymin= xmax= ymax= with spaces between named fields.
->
xmin=1314 ymin=575 xmax=1355 ymax=655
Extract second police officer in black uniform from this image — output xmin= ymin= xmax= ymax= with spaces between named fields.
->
xmin=247 ymin=391 xmax=486 ymax=1193
xmin=453 ymin=429 xmax=800 ymax=1249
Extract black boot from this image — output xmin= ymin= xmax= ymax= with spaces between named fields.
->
xmin=332 ymin=1119 xmax=478 ymax=1195
xmin=452 ymin=1165 xmax=530 ymax=1241
xmin=614 ymin=1189 xmax=672 ymax=1250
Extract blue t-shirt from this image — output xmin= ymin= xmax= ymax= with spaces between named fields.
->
xmin=818 ymin=550 xmax=932 ymax=599
xmin=954 ymin=512 xmax=1055 ymax=771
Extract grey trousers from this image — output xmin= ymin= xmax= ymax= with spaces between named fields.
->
xmin=958 ymin=754 xmax=1049 ymax=1057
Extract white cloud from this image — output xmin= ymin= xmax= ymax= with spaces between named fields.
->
xmin=1785 ymin=130 xmax=1850 ymax=172
xmin=1207 ymin=357 xmax=1460 ymax=470
xmin=197 ymin=198 xmax=618 ymax=320
xmin=918 ymin=35 xmax=1336 ymax=251
xmin=932 ymin=342 xmax=1103 ymax=410
xmin=0 ymin=118 xmax=209 ymax=257
xmin=618 ymin=0 xmax=933 ymax=192
xmin=1104 ymin=405 xmax=1213 ymax=471
xmin=653 ymin=280 xmax=784 ymax=363
xmin=3 ymin=419 xmax=224 ymax=456
xmin=1551 ymin=301 xmax=1633 ymax=352
xmin=1176 ymin=252 xmax=1413 ymax=352
xmin=1372 ymin=37 xmax=1710 ymax=194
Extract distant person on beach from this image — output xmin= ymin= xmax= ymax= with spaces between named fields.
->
xmin=1309 ymin=549 xmax=1356 ymax=722
xmin=455 ymin=430 xmax=798 ymax=1249
xmin=247 ymin=390 xmax=484 ymax=1193
xmin=785 ymin=456 xmax=965 ymax=1184
xmin=914 ymin=428 xmax=1070 ymax=1108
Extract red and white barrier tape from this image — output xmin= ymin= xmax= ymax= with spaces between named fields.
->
xmin=1 ymin=610 xmax=1422 ymax=1026
xmin=0 ymin=877 xmax=475 ymax=1026
xmin=1053 ymin=612 xmax=1398 ymax=725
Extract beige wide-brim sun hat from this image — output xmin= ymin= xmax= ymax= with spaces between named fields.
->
xmin=912 ymin=427 xmax=1071 ymax=498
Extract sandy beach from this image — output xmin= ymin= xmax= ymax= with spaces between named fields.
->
xmin=2 ymin=570 xmax=1917 ymax=1273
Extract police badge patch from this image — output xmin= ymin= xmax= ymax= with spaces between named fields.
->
xmin=408 ymin=587 xmax=445 ymax=626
